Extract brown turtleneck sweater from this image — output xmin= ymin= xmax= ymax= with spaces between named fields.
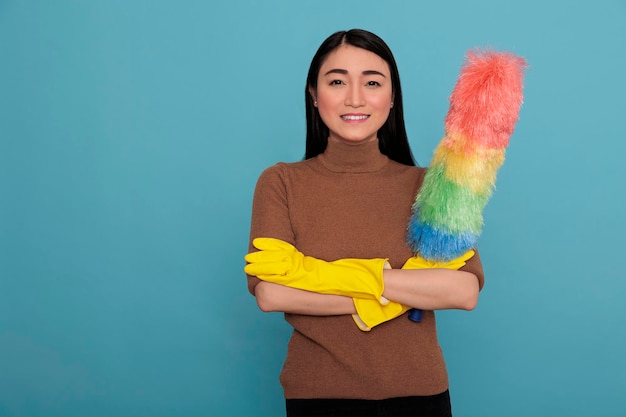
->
xmin=247 ymin=139 xmax=484 ymax=399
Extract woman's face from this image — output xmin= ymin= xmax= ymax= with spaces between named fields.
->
xmin=312 ymin=44 xmax=394 ymax=145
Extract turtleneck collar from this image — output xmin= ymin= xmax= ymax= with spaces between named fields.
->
xmin=317 ymin=138 xmax=389 ymax=173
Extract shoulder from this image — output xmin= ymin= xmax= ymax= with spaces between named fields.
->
xmin=385 ymin=160 xmax=427 ymax=180
xmin=386 ymin=159 xmax=426 ymax=173
xmin=260 ymin=159 xmax=310 ymax=173
xmin=376 ymin=161 xmax=427 ymax=198
xmin=252 ymin=160 xmax=315 ymax=197
xmin=256 ymin=159 xmax=318 ymax=184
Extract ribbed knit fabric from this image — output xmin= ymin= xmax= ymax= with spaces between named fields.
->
xmin=247 ymin=138 xmax=484 ymax=399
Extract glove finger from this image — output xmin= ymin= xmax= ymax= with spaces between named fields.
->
xmin=402 ymin=249 xmax=476 ymax=270
xmin=245 ymin=250 xmax=290 ymax=264
xmin=244 ymin=260 xmax=290 ymax=277
xmin=460 ymin=249 xmax=475 ymax=263
xmin=252 ymin=237 xmax=296 ymax=252
xmin=401 ymin=256 xmax=435 ymax=270
xmin=445 ymin=250 xmax=476 ymax=269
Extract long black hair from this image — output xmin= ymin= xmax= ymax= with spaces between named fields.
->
xmin=304 ymin=29 xmax=416 ymax=166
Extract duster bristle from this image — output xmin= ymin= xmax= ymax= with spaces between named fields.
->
xmin=445 ymin=49 xmax=527 ymax=149
xmin=407 ymin=49 xmax=527 ymax=261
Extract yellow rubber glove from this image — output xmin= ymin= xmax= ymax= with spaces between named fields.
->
xmin=352 ymin=298 xmax=411 ymax=331
xmin=351 ymin=250 xmax=476 ymax=331
xmin=244 ymin=238 xmax=390 ymax=303
xmin=401 ymin=250 xmax=475 ymax=270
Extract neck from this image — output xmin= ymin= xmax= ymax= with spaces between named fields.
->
xmin=318 ymin=138 xmax=389 ymax=173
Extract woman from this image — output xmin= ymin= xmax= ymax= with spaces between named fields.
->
xmin=245 ymin=29 xmax=484 ymax=417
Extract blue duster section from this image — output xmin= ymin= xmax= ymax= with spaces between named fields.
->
xmin=407 ymin=216 xmax=479 ymax=262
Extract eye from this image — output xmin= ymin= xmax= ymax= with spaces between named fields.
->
xmin=366 ymin=81 xmax=381 ymax=87
xmin=329 ymin=79 xmax=344 ymax=86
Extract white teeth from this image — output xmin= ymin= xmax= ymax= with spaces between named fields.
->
xmin=342 ymin=115 xmax=368 ymax=121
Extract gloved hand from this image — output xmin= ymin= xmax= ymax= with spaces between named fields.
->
xmin=352 ymin=250 xmax=476 ymax=331
xmin=401 ymin=250 xmax=475 ymax=270
xmin=352 ymin=298 xmax=411 ymax=331
xmin=244 ymin=238 xmax=390 ymax=303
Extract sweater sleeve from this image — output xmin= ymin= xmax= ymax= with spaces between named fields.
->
xmin=246 ymin=163 xmax=296 ymax=295
xmin=460 ymin=248 xmax=485 ymax=291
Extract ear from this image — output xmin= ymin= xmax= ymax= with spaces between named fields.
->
xmin=308 ymin=86 xmax=317 ymax=107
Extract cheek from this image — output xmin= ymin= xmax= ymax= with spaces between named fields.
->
xmin=315 ymin=95 xmax=340 ymax=120
xmin=314 ymin=101 xmax=332 ymax=126
xmin=316 ymin=91 xmax=340 ymax=108
xmin=317 ymin=107 xmax=336 ymax=129
xmin=372 ymin=95 xmax=393 ymax=125
xmin=371 ymin=92 xmax=394 ymax=110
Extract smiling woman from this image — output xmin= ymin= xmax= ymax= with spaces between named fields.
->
xmin=244 ymin=29 xmax=484 ymax=417
xmin=303 ymin=30 xmax=415 ymax=166
xmin=311 ymin=45 xmax=394 ymax=145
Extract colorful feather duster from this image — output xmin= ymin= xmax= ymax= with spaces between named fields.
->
xmin=407 ymin=49 xmax=527 ymax=262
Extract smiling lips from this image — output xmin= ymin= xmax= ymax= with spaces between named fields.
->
xmin=341 ymin=114 xmax=369 ymax=122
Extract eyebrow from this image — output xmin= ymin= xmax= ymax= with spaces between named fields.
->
xmin=323 ymin=69 xmax=387 ymax=77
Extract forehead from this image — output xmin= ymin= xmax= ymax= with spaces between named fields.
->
xmin=320 ymin=44 xmax=390 ymax=75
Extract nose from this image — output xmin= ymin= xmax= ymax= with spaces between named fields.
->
xmin=345 ymin=84 xmax=365 ymax=107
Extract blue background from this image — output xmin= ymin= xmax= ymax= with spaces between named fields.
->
xmin=1 ymin=1 xmax=625 ymax=416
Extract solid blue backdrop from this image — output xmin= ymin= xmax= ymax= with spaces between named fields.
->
xmin=1 ymin=1 xmax=625 ymax=416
